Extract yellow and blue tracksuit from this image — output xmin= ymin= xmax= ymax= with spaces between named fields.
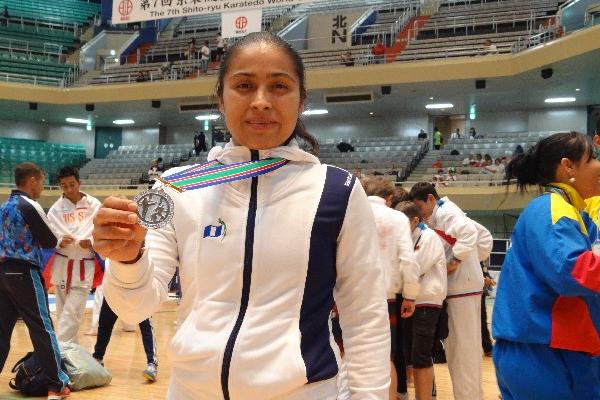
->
xmin=492 ymin=183 xmax=600 ymax=400
xmin=0 ymin=190 xmax=69 ymax=392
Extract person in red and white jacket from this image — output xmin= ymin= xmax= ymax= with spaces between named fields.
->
xmin=409 ymin=182 xmax=484 ymax=400
xmin=47 ymin=166 xmax=101 ymax=344
xmin=395 ymin=201 xmax=447 ymax=400
xmin=362 ymin=178 xmax=419 ymax=400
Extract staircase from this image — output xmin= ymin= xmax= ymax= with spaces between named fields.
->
xmin=406 ymin=149 xmax=441 ymax=181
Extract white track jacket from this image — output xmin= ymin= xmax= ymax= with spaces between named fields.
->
xmin=104 ymin=141 xmax=390 ymax=400
xmin=411 ymin=223 xmax=447 ymax=306
xmin=428 ymin=197 xmax=484 ymax=297
xmin=367 ymin=196 xmax=419 ymax=300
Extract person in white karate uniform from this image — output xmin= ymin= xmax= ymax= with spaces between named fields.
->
xmin=47 ymin=166 xmax=101 ymax=343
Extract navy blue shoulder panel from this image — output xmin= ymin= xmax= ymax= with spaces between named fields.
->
xmin=300 ymin=166 xmax=356 ymax=383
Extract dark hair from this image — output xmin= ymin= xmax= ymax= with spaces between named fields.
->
xmin=395 ymin=201 xmax=422 ymax=221
xmin=506 ymin=131 xmax=594 ymax=191
xmin=215 ymin=31 xmax=319 ymax=154
xmin=408 ymin=181 xmax=440 ymax=202
xmin=361 ymin=177 xmax=394 ymax=198
xmin=390 ymin=186 xmax=409 ymax=209
xmin=14 ymin=162 xmax=43 ymax=187
xmin=58 ymin=166 xmax=79 ymax=182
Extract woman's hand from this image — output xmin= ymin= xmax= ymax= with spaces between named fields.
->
xmin=93 ymin=196 xmax=147 ymax=263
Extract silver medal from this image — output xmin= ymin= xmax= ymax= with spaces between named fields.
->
xmin=133 ymin=188 xmax=174 ymax=229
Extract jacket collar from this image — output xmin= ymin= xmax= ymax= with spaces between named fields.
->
xmin=547 ymin=182 xmax=586 ymax=211
xmin=207 ymin=139 xmax=320 ymax=165
xmin=367 ymin=196 xmax=387 ymax=206
xmin=11 ymin=189 xmax=30 ymax=199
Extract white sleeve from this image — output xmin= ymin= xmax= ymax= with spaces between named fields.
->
xmin=103 ymin=219 xmax=178 ymax=324
xmin=74 ymin=197 xmax=102 ymax=241
xmin=47 ymin=201 xmax=69 ymax=246
xmin=395 ymin=213 xmax=420 ymax=300
xmin=335 ymin=181 xmax=390 ymax=399
xmin=471 ymin=219 xmax=493 ymax=262
xmin=416 ymin=230 xmax=445 ymax=276
xmin=443 ymin=211 xmax=478 ymax=261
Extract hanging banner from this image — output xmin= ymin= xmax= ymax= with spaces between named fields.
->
xmin=307 ymin=11 xmax=363 ymax=50
xmin=221 ymin=9 xmax=263 ymax=38
xmin=113 ymin=0 xmax=318 ymax=24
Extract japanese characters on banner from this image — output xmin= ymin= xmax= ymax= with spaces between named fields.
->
xmin=113 ymin=0 xmax=317 ymax=24
xmin=307 ymin=11 xmax=363 ymax=50
xmin=221 ymin=9 xmax=262 ymax=38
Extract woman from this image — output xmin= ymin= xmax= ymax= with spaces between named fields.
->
xmin=493 ymin=132 xmax=600 ymax=400
xmin=92 ymin=32 xmax=390 ymax=399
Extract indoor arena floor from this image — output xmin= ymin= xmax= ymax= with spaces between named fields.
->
xmin=0 ymin=298 xmax=501 ymax=399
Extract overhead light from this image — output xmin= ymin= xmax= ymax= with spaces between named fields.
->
xmin=66 ymin=117 xmax=88 ymax=124
xmin=369 ymin=112 xmax=374 ymax=115
xmin=113 ymin=119 xmax=135 ymax=125
xmin=575 ymin=88 xmax=581 ymax=91
xmin=429 ymin=97 xmax=434 ymax=100
xmin=544 ymin=97 xmax=576 ymax=103
xmin=302 ymin=109 xmax=328 ymax=116
xmin=110 ymin=49 xmax=116 ymax=56
xmin=195 ymin=114 xmax=220 ymax=121
xmin=426 ymin=103 xmax=453 ymax=109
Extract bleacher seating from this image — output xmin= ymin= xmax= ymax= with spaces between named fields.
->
xmin=0 ymin=0 xmax=98 ymax=86
xmin=406 ymin=131 xmax=555 ymax=185
xmin=0 ymin=137 xmax=86 ymax=185
xmin=397 ymin=0 xmax=559 ymax=62
xmin=80 ymin=144 xmax=204 ymax=186
xmin=0 ymin=0 xmax=100 ymax=28
xmin=318 ymin=136 xmax=427 ymax=180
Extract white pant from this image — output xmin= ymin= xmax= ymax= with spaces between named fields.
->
xmin=55 ymin=285 xmax=89 ymax=343
xmin=445 ymin=294 xmax=483 ymax=400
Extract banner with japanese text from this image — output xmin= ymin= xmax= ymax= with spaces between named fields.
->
xmin=307 ymin=11 xmax=363 ymax=50
xmin=113 ymin=0 xmax=318 ymax=24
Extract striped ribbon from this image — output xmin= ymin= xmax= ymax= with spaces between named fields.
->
xmin=159 ymin=157 xmax=288 ymax=192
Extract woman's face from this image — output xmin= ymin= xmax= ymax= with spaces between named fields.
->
xmin=219 ymin=43 xmax=304 ymax=150
xmin=568 ymin=149 xmax=600 ymax=199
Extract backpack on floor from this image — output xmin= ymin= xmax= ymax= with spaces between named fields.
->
xmin=9 ymin=352 xmax=53 ymax=396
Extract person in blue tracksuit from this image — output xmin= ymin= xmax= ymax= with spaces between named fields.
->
xmin=0 ymin=162 xmax=71 ymax=400
xmin=493 ymin=132 xmax=600 ymax=400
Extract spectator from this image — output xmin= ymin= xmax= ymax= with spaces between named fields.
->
xmin=337 ymin=141 xmax=354 ymax=153
xmin=216 ymin=32 xmax=225 ymax=62
xmin=433 ymin=127 xmax=442 ymax=150
xmin=513 ymin=144 xmax=524 ymax=157
xmin=147 ymin=162 xmax=161 ymax=188
xmin=484 ymin=154 xmax=493 ymax=165
xmin=194 ymin=131 xmax=207 ymax=154
xmin=432 ymin=160 xmax=442 ymax=169
xmin=340 ymin=51 xmax=354 ymax=67
xmin=482 ymin=39 xmax=498 ymax=55
xmin=186 ymin=38 xmax=197 ymax=60
xmin=484 ymin=158 xmax=506 ymax=175
xmin=155 ymin=157 xmax=164 ymax=172
xmin=372 ymin=39 xmax=386 ymax=64
xmin=451 ymin=128 xmax=461 ymax=139
xmin=462 ymin=154 xmax=473 ymax=166
xmin=472 ymin=153 xmax=484 ymax=167
xmin=469 ymin=127 xmax=477 ymax=139
xmin=200 ymin=40 xmax=210 ymax=73
xmin=0 ymin=6 xmax=9 ymax=28
xmin=418 ymin=129 xmax=428 ymax=141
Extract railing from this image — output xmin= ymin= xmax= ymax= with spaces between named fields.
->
xmin=409 ymin=9 xmax=539 ymax=40
xmin=10 ymin=16 xmax=81 ymax=37
xmin=0 ymin=71 xmax=64 ymax=86
xmin=511 ymin=25 xmax=558 ymax=52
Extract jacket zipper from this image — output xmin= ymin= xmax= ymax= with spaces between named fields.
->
xmin=221 ymin=149 xmax=259 ymax=400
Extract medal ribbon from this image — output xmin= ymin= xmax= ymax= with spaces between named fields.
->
xmin=159 ymin=157 xmax=288 ymax=192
